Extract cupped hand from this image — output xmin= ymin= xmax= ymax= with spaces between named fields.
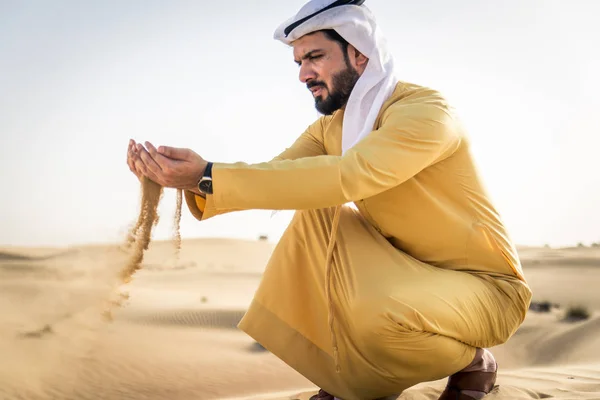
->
xmin=131 ymin=140 xmax=208 ymax=190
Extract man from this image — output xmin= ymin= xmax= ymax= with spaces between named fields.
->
xmin=127 ymin=1 xmax=532 ymax=399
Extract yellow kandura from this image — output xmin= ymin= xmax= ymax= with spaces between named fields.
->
xmin=185 ymin=81 xmax=532 ymax=400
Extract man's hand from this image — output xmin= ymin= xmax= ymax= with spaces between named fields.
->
xmin=127 ymin=139 xmax=144 ymax=182
xmin=129 ymin=140 xmax=208 ymax=191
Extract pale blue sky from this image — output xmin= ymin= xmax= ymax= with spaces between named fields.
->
xmin=1 ymin=0 xmax=599 ymax=248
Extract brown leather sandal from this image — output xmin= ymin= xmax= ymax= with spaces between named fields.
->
xmin=309 ymin=389 xmax=335 ymax=400
xmin=437 ymin=363 xmax=498 ymax=400
xmin=309 ymin=389 xmax=398 ymax=400
xmin=310 ymin=369 xmax=496 ymax=400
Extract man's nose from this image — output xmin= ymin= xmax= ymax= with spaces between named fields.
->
xmin=299 ymin=63 xmax=316 ymax=83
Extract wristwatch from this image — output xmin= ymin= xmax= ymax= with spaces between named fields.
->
xmin=197 ymin=162 xmax=213 ymax=195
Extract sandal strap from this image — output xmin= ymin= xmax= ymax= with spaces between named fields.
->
xmin=309 ymin=389 xmax=334 ymax=400
xmin=447 ymin=370 xmax=497 ymax=393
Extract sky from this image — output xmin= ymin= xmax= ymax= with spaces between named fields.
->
xmin=1 ymin=0 xmax=599 ymax=248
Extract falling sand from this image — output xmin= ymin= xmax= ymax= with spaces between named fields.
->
xmin=105 ymin=177 xmax=183 ymax=319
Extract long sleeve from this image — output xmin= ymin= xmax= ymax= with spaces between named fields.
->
xmin=185 ymin=116 xmax=327 ymax=221
xmin=210 ymin=102 xmax=462 ymax=211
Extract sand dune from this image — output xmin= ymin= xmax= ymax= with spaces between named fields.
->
xmin=0 ymin=239 xmax=599 ymax=399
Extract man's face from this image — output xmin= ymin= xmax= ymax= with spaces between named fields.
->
xmin=293 ymin=31 xmax=361 ymax=115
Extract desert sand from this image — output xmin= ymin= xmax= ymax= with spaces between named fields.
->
xmin=1 ymin=238 xmax=599 ymax=400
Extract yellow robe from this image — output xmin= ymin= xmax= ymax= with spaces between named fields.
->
xmin=185 ymin=81 xmax=532 ymax=399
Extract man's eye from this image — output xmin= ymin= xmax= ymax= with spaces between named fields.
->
xmin=310 ymin=55 xmax=322 ymax=60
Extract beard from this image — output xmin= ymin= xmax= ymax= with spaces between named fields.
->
xmin=309 ymin=64 xmax=360 ymax=115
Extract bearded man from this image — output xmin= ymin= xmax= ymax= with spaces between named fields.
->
xmin=127 ymin=1 xmax=532 ymax=399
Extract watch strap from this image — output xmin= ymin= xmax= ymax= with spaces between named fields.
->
xmin=203 ymin=162 xmax=213 ymax=178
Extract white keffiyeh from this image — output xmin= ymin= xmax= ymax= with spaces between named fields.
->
xmin=274 ymin=0 xmax=398 ymax=155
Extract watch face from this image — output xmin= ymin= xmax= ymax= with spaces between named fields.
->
xmin=198 ymin=179 xmax=213 ymax=194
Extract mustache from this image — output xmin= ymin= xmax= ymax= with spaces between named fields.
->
xmin=307 ymin=81 xmax=327 ymax=90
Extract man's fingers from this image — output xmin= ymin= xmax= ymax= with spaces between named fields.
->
xmin=144 ymin=142 xmax=178 ymax=171
xmin=136 ymin=144 xmax=178 ymax=186
xmin=128 ymin=139 xmax=138 ymax=158
xmin=138 ymin=148 xmax=165 ymax=180
xmin=136 ymin=143 xmax=163 ymax=171
xmin=128 ymin=142 xmax=159 ymax=184
xmin=133 ymin=156 xmax=146 ymax=176
xmin=127 ymin=142 xmax=142 ymax=179
xmin=127 ymin=141 xmax=133 ymax=164
xmin=127 ymin=157 xmax=136 ymax=173
xmin=155 ymin=144 xmax=190 ymax=160
xmin=133 ymin=153 xmax=161 ymax=184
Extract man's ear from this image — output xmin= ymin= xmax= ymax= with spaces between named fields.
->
xmin=355 ymin=49 xmax=368 ymax=68
xmin=348 ymin=44 xmax=368 ymax=72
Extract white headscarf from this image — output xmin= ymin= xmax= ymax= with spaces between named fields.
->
xmin=274 ymin=0 xmax=398 ymax=155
